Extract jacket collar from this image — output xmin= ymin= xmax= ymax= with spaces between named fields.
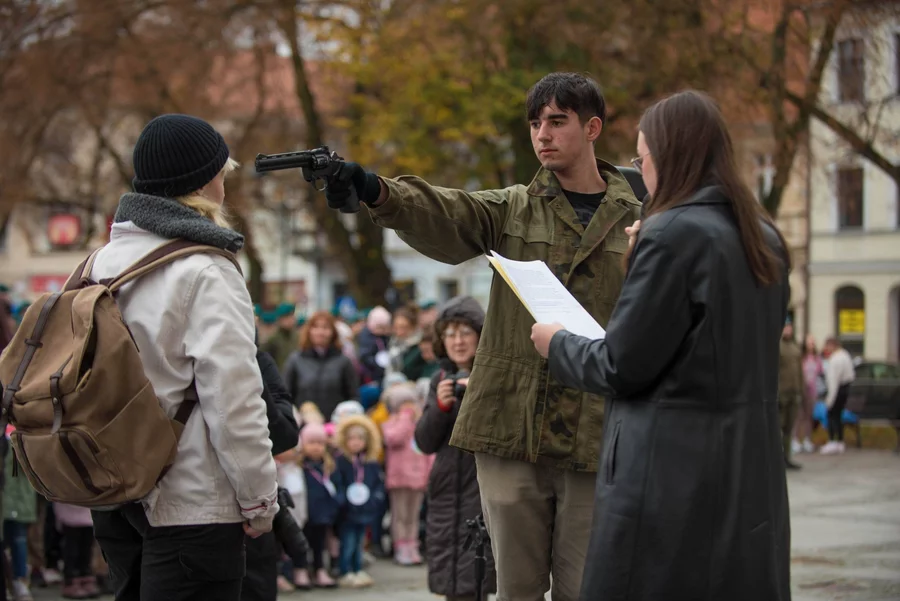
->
xmin=301 ymin=346 xmax=341 ymax=360
xmin=680 ymin=185 xmax=730 ymax=207
xmin=114 ymin=192 xmax=244 ymax=252
xmin=526 ymin=158 xmax=631 ymax=200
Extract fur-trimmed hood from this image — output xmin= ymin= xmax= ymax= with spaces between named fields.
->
xmin=335 ymin=414 xmax=382 ymax=462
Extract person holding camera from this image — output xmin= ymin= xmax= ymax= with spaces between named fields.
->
xmin=415 ymin=296 xmax=496 ymax=601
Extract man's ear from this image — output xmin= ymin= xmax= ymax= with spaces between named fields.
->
xmin=586 ymin=116 xmax=603 ymax=142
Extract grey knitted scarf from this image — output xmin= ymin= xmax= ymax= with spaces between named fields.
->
xmin=114 ymin=193 xmax=244 ymax=252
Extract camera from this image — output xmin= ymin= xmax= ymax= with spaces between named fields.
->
xmin=272 ymin=487 xmax=309 ymax=563
xmin=445 ymin=370 xmax=470 ymax=400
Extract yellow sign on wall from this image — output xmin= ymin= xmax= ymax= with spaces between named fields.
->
xmin=838 ymin=309 xmax=865 ymax=335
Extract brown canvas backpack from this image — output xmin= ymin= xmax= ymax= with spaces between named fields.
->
xmin=0 ymin=240 xmax=242 ymax=509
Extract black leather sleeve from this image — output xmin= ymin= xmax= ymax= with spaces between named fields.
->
xmin=257 ymin=350 xmax=301 ymax=455
xmin=548 ymin=230 xmax=692 ymax=397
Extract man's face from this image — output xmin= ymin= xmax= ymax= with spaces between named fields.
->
xmin=529 ymin=101 xmax=599 ymax=173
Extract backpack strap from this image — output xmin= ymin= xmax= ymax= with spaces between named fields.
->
xmin=0 ymin=292 xmax=65 ymax=431
xmin=63 ymin=249 xmax=102 ymax=292
xmin=103 ymin=240 xmax=243 ymax=293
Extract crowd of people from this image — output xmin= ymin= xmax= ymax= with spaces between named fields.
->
xmin=253 ymin=297 xmax=492 ymax=596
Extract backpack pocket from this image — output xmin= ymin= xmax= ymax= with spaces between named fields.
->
xmin=11 ymin=427 xmax=122 ymax=505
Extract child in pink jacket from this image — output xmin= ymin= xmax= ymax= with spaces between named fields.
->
xmin=380 ymin=382 xmax=433 ymax=566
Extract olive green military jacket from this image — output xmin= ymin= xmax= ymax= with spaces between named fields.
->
xmin=778 ymin=338 xmax=805 ymax=397
xmin=264 ymin=328 xmax=297 ymax=374
xmin=369 ymin=160 xmax=641 ymax=471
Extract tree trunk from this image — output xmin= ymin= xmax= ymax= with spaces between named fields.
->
xmin=279 ymin=0 xmax=392 ymax=307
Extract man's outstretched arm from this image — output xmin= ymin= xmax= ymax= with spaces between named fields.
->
xmin=327 ymin=163 xmax=514 ymax=265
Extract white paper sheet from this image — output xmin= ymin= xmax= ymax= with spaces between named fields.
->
xmin=486 ymin=251 xmax=606 ymax=340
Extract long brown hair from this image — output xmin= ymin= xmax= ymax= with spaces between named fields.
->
xmin=298 ymin=311 xmax=341 ymax=352
xmin=638 ymin=90 xmax=789 ymax=285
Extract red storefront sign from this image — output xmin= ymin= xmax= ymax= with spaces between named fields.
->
xmin=30 ymin=274 xmax=70 ymax=294
xmin=47 ymin=214 xmax=81 ymax=247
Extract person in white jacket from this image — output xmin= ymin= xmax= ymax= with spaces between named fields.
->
xmin=821 ymin=336 xmax=856 ymax=455
xmin=88 ymin=114 xmax=279 ymax=601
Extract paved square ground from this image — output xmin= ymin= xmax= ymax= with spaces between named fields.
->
xmin=33 ymin=450 xmax=900 ymax=600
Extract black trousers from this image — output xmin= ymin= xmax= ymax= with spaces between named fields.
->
xmin=828 ymin=384 xmax=851 ymax=441
xmin=241 ymin=532 xmax=277 ymax=601
xmin=302 ymin=524 xmax=329 ymax=572
xmin=91 ymin=504 xmax=246 ymax=601
xmin=63 ymin=526 xmax=95 ymax=579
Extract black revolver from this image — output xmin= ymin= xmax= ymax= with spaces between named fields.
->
xmin=254 ymin=146 xmax=360 ymax=213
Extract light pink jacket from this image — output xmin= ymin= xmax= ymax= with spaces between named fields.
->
xmin=54 ymin=503 xmax=93 ymax=528
xmin=382 ymin=413 xmax=433 ymax=491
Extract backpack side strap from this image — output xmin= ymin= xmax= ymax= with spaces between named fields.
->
xmin=0 ymin=292 xmax=65 ymax=430
xmin=174 ymin=381 xmax=198 ymax=430
xmin=104 ymin=240 xmax=243 ymax=294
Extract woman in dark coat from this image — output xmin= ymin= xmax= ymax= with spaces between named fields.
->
xmin=283 ymin=310 xmax=359 ymax=418
xmin=415 ymin=296 xmax=496 ymax=601
xmin=531 ymin=91 xmax=792 ymax=601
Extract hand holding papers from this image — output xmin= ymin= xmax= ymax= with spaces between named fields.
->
xmin=486 ymin=251 xmax=606 ymax=340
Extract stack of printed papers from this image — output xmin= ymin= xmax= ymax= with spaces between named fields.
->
xmin=485 ymin=251 xmax=606 ymax=340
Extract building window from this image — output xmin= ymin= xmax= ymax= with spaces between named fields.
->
xmin=837 ymin=38 xmax=864 ymax=103
xmin=835 ymin=285 xmax=865 ymax=358
xmin=438 ymin=279 xmax=459 ymax=302
xmin=387 ymin=280 xmax=416 ymax=310
xmin=754 ymin=153 xmax=774 ymax=202
xmin=836 ymin=167 xmax=864 ymax=230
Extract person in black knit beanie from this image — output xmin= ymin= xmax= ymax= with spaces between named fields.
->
xmin=89 ymin=114 xmax=280 ymax=601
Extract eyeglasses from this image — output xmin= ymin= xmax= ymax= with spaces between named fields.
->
xmin=630 ymin=154 xmax=649 ymax=174
xmin=442 ymin=326 xmax=476 ymax=340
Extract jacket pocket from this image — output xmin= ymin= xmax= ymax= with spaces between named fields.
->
xmin=500 ymin=220 xmax=553 ymax=263
xmin=605 ymin=420 xmax=622 ymax=484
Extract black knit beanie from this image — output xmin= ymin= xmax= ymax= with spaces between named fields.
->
xmin=132 ymin=114 xmax=230 ymax=198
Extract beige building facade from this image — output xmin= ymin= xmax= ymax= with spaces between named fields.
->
xmin=732 ymin=122 xmax=811 ymax=340
xmin=807 ymin=9 xmax=900 ymax=361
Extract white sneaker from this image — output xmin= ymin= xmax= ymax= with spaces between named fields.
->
xmin=820 ymin=441 xmax=841 ymax=455
xmin=802 ymin=438 xmax=815 ymax=453
xmin=836 ymin=441 xmax=846 ymax=454
xmin=12 ymin=579 xmax=33 ymax=601
xmin=356 ymin=571 xmax=374 ymax=587
xmin=43 ymin=569 xmax=62 ymax=586
xmin=791 ymin=439 xmax=803 ymax=454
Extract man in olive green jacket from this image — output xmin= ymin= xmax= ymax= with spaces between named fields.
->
xmin=779 ymin=320 xmax=805 ymax=470
xmin=263 ymin=303 xmax=297 ymax=372
xmin=323 ymin=73 xmax=641 ymax=601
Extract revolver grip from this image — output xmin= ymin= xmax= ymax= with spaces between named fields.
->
xmin=339 ymin=186 xmax=361 ymax=214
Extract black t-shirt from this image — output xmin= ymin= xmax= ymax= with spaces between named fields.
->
xmin=563 ymin=189 xmax=607 ymax=227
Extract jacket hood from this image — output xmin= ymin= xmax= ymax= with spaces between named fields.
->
xmin=381 ymin=381 xmax=420 ymax=413
xmin=335 ymin=414 xmax=382 ymax=462
xmin=434 ymin=296 xmax=485 ymax=359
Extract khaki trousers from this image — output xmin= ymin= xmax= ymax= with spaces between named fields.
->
xmin=475 ymin=453 xmax=596 ymax=601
